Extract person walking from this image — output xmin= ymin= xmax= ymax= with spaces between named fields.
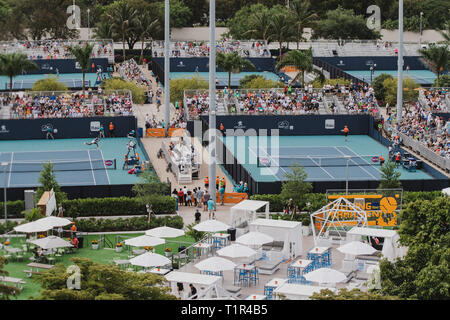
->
xmin=194 ymin=208 xmax=201 ymax=224
xmin=178 ymin=188 xmax=184 ymax=206
xmin=203 ymin=191 xmax=210 ymax=212
xmin=219 ymin=185 xmax=225 ymax=205
xmin=204 ymin=176 xmax=209 ymax=189
xmin=192 ymin=188 xmax=198 ymax=207
xmin=196 ymin=188 xmax=204 ymax=208
xmin=207 ymin=198 xmax=215 ymax=219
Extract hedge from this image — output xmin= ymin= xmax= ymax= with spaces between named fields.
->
xmin=73 ymin=215 xmax=183 ymax=232
xmin=0 ymin=200 xmax=25 ymax=218
xmin=61 ymin=196 xmax=176 ymax=218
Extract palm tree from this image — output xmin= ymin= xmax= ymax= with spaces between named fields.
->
xmin=135 ymin=12 xmax=160 ymax=64
xmin=94 ymin=20 xmax=115 ymax=40
xmin=268 ymin=13 xmax=293 ymax=60
xmin=244 ymin=9 xmax=271 ymax=42
xmin=67 ymin=43 xmax=94 ymax=94
xmin=289 ymin=0 xmax=318 ymax=49
xmin=106 ymin=0 xmax=138 ymax=60
xmin=0 ymin=53 xmax=39 ymax=93
xmin=419 ymin=44 xmax=449 ymax=84
xmin=216 ymin=52 xmax=256 ymax=89
xmin=276 ymin=48 xmax=313 ymax=86
xmin=439 ymin=23 xmax=450 ymax=44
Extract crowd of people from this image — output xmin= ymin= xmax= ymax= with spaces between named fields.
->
xmin=152 ymin=40 xmax=271 ymax=58
xmin=117 ymin=59 xmax=151 ymax=88
xmin=9 ymin=90 xmax=133 ymax=119
xmin=0 ymin=40 xmax=114 ymax=60
xmin=394 ymin=103 xmax=449 ymax=159
xmin=420 ymin=88 xmax=449 ymax=112
xmin=341 ymin=84 xmax=379 ymax=115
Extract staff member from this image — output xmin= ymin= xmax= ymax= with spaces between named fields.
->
xmin=204 ymin=176 xmax=209 ymax=188
xmin=341 ymin=125 xmax=349 ymax=142
xmin=108 ymin=122 xmax=115 ymax=137
xmin=215 ymin=176 xmax=219 ymax=190
xmin=379 ymin=155 xmax=385 ymax=166
xmin=395 ymin=152 xmax=401 ymax=167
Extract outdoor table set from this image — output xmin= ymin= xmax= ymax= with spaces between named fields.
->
xmin=287 ymin=259 xmax=313 ymax=284
xmin=307 ymin=246 xmax=332 ymax=269
xmin=193 ymin=242 xmax=213 ymax=258
xmin=113 ymin=259 xmax=131 ymax=270
xmin=24 ymin=262 xmax=54 ymax=278
xmin=211 ymin=233 xmax=230 ymax=250
xmin=5 ymin=247 xmax=24 ymax=262
xmin=233 ymin=264 xmax=259 ymax=287
xmin=264 ymin=278 xmax=287 ymax=300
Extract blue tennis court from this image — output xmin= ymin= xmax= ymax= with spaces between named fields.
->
xmin=169 ymin=71 xmax=281 ymax=87
xmin=223 ymin=135 xmax=434 ymax=182
xmin=0 ymin=138 xmax=147 ymax=188
xmin=346 ymin=69 xmax=436 ymax=85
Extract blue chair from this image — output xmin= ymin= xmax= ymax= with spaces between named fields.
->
xmin=264 ymin=286 xmax=274 ymax=300
xmin=249 ymin=268 xmax=259 ymax=286
xmin=238 ymin=270 xmax=249 ymax=286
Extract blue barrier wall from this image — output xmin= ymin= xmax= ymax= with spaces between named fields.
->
xmin=152 ymin=57 xmax=276 ymax=73
xmin=0 ymin=116 xmax=137 ymax=140
xmin=315 ymin=56 xmax=427 ymax=71
xmin=25 ymin=58 xmax=110 ymax=75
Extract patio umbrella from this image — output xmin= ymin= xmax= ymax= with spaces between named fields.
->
xmin=37 ymin=216 xmax=72 ymax=228
xmin=217 ymin=244 xmax=257 ymax=259
xmin=129 ymin=252 xmax=171 ymax=268
xmin=124 ymin=235 xmax=166 ymax=247
xmin=14 ymin=220 xmax=54 ymax=233
xmin=145 ymin=226 xmax=185 ymax=238
xmin=442 ymin=187 xmax=450 ymax=196
xmin=303 ymin=268 xmax=347 ymax=284
xmin=235 ymin=232 xmax=273 ymax=246
xmin=337 ymin=241 xmax=377 ymax=256
xmin=193 ymin=219 xmax=230 ymax=233
xmin=194 ymin=257 xmax=236 ymax=272
xmin=27 ymin=235 xmax=73 ymax=250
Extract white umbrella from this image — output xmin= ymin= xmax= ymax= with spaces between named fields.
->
xmin=14 ymin=220 xmax=54 ymax=233
xmin=217 ymin=244 xmax=257 ymax=259
xmin=129 ymin=252 xmax=171 ymax=268
xmin=37 ymin=216 xmax=72 ymax=228
xmin=194 ymin=257 xmax=236 ymax=272
xmin=304 ymin=268 xmax=347 ymax=284
xmin=193 ymin=219 xmax=230 ymax=233
xmin=235 ymin=232 xmax=273 ymax=246
xmin=337 ymin=241 xmax=377 ymax=256
xmin=124 ymin=235 xmax=165 ymax=247
xmin=145 ymin=226 xmax=185 ymax=238
xmin=442 ymin=187 xmax=450 ymax=196
xmin=28 ymin=235 xmax=73 ymax=250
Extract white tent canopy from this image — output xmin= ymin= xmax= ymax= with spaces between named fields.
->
xmin=129 ymin=252 xmax=171 ymax=268
xmin=124 ymin=235 xmax=165 ymax=247
xmin=28 ymin=236 xmax=73 ymax=250
xmin=347 ymin=227 xmax=407 ymax=262
xmin=145 ymin=226 xmax=185 ymax=238
xmin=165 ymin=271 xmax=224 ymax=300
xmin=273 ymin=283 xmax=336 ymax=300
xmin=249 ymin=218 xmax=303 ymax=259
xmin=194 ymin=257 xmax=236 ymax=272
xmin=230 ymin=200 xmax=270 ymax=227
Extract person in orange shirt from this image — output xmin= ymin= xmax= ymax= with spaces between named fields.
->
xmin=342 ymin=125 xmax=349 ymax=141
xmin=204 ymin=176 xmax=209 ymax=188
xmin=108 ymin=122 xmax=115 ymax=137
xmin=379 ymin=155 xmax=385 ymax=166
xmin=219 ymin=123 xmax=224 ymax=134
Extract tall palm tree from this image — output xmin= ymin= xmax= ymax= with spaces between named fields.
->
xmin=67 ymin=43 xmax=94 ymax=94
xmin=106 ymin=0 xmax=138 ymax=60
xmin=268 ymin=13 xmax=293 ymax=60
xmin=289 ymin=0 xmax=318 ymax=49
xmin=135 ymin=12 xmax=160 ymax=64
xmin=94 ymin=20 xmax=115 ymax=40
xmin=216 ymin=52 xmax=256 ymax=89
xmin=0 ymin=53 xmax=39 ymax=93
xmin=439 ymin=23 xmax=450 ymax=44
xmin=419 ymin=44 xmax=449 ymax=84
xmin=276 ymin=48 xmax=313 ymax=86
xmin=244 ymin=9 xmax=271 ymax=43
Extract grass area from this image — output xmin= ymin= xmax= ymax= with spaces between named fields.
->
xmin=1 ymin=233 xmax=195 ymax=300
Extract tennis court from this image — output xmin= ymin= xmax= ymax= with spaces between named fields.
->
xmin=169 ymin=71 xmax=281 ymax=87
xmin=0 ymin=72 xmax=111 ymax=90
xmin=223 ymin=135 xmax=434 ymax=183
xmin=0 ymin=137 xmax=147 ymax=188
xmin=346 ymin=69 xmax=436 ymax=85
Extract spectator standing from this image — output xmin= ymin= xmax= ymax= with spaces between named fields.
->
xmin=219 ymin=185 xmax=225 ymax=205
xmin=207 ymin=198 xmax=215 ymax=219
xmin=178 ymin=188 xmax=184 ymax=206
xmin=194 ymin=209 xmax=201 ymax=223
xmin=203 ymin=191 xmax=210 ymax=212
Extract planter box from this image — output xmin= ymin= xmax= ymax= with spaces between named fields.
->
xmin=165 ymin=252 xmax=172 ymax=257
xmin=116 ymin=246 xmax=123 ymax=253
xmin=302 ymin=226 xmax=311 ymax=236
xmin=92 ymin=244 xmax=99 ymax=250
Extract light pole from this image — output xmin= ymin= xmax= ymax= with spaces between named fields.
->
xmin=87 ymin=9 xmax=90 ymax=40
xmin=2 ymin=162 xmax=8 ymax=225
xmin=208 ymin=0 xmax=217 ymax=204
xmin=345 ymin=157 xmax=350 ymax=195
xmin=396 ymin=0 xmax=404 ymax=122
xmin=419 ymin=12 xmax=423 ymax=48
xmin=164 ymin=0 xmax=170 ymax=136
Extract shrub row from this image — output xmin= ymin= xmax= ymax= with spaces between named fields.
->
xmin=61 ymin=196 xmax=177 ymax=218
xmin=0 ymin=200 xmax=25 ymax=218
xmin=73 ymin=215 xmax=183 ymax=233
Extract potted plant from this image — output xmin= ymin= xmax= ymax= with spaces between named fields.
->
xmin=301 ymin=216 xmax=311 ymax=236
xmin=164 ymin=247 xmax=172 ymax=257
xmin=144 ymin=246 xmax=153 ymax=252
xmin=116 ymin=242 xmax=123 ymax=253
xmin=92 ymin=239 xmax=99 ymax=250
xmin=3 ymin=240 xmax=10 ymax=247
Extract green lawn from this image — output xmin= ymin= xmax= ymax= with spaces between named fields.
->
xmin=1 ymin=233 xmax=195 ymax=300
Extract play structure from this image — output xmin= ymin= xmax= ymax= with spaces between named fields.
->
xmin=310 ymin=197 xmax=368 ymax=246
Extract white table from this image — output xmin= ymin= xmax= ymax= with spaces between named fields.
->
xmin=309 ymin=247 xmax=330 ymax=255
xmin=149 ymin=267 xmax=171 ymax=275
xmin=245 ymin=294 xmax=267 ymax=300
xmin=5 ymin=247 xmax=23 ymax=254
xmin=264 ymin=278 xmax=287 ymax=299
xmin=193 ymin=243 xmax=212 ymax=257
xmin=273 ymin=283 xmax=336 ymax=300
xmin=212 ymin=233 xmax=230 ymax=248
xmin=290 ymin=259 xmax=313 ymax=269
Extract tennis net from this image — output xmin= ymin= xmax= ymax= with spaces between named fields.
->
xmin=257 ymin=155 xmax=380 ymax=167
xmin=5 ymin=159 xmax=116 ymax=173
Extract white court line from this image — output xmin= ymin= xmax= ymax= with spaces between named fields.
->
xmin=343 ymin=146 xmax=383 ymax=175
xmin=334 ymin=146 xmax=378 ymax=180
xmin=249 ymin=145 xmax=288 ymax=178
xmin=87 ymin=150 xmax=97 ymax=186
xmin=307 ymin=156 xmax=336 ymax=180
xmin=99 ymin=149 xmax=111 ymax=185
xmin=8 ymin=153 xmax=13 ymax=188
